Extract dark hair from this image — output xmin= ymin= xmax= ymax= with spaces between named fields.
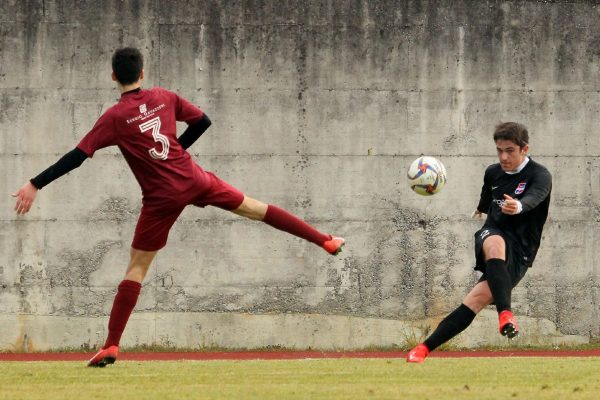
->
xmin=493 ymin=122 xmax=529 ymax=147
xmin=111 ymin=47 xmax=143 ymax=85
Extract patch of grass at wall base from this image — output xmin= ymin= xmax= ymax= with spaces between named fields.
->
xmin=2 ymin=342 xmax=600 ymax=354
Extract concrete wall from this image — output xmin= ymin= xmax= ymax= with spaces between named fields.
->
xmin=0 ymin=0 xmax=599 ymax=351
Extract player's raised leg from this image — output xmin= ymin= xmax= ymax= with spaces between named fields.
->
xmin=232 ymin=196 xmax=345 ymax=255
xmin=88 ymin=248 xmax=156 ymax=367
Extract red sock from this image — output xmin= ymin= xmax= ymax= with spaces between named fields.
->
xmin=103 ymin=280 xmax=141 ymax=348
xmin=262 ymin=205 xmax=330 ymax=246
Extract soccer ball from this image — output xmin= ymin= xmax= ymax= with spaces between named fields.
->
xmin=407 ymin=156 xmax=447 ymax=196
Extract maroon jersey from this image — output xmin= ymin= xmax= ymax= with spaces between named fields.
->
xmin=77 ymin=87 xmax=208 ymax=205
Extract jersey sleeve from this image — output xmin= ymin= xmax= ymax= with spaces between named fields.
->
xmin=76 ymin=110 xmax=118 ymax=157
xmin=476 ymin=166 xmax=493 ymax=213
xmin=173 ymin=92 xmax=205 ymax=124
xmin=519 ymin=167 xmax=552 ymax=213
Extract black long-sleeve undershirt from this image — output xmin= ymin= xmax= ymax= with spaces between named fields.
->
xmin=30 ymin=147 xmax=88 ymax=189
xmin=177 ymin=114 xmax=211 ymax=150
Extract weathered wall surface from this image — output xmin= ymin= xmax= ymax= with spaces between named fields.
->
xmin=0 ymin=0 xmax=599 ymax=351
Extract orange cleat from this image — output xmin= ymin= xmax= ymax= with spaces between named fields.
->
xmin=499 ymin=310 xmax=519 ymax=339
xmin=322 ymin=236 xmax=345 ymax=255
xmin=406 ymin=343 xmax=430 ymax=363
xmin=87 ymin=345 xmax=119 ymax=367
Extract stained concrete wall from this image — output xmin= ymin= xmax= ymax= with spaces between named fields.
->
xmin=0 ymin=0 xmax=599 ymax=351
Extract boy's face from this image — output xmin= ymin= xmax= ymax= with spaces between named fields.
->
xmin=495 ymin=139 xmax=529 ymax=172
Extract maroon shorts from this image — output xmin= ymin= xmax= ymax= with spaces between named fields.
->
xmin=131 ymin=172 xmax=245 ymax=251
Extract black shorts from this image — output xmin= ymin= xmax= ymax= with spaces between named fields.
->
xmin=474 ymin=227 xmax=530 ymax=288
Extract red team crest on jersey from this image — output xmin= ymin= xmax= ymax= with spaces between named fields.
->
xmin=515 ymin=182 xmax=527 ymax=195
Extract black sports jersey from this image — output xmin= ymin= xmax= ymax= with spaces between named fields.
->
xmin=476 ymin=158 xmax=552 ymax=267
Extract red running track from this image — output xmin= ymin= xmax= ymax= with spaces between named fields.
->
xmin=1 ymin=349 xmax=599 ymax=362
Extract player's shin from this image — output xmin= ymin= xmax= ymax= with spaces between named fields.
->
xmin=262 ymin=205 xmax=330 ymax=245
xmin=103 ymin=280 xmax=142 ymax=348
xmin=485 ymin=258 xmax=512 ymax=313
xmin=422 ymin=304 xmax=476 ymax=351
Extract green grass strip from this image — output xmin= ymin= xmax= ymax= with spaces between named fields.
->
xmin=1 ymin=357 xmax=599 ymax=400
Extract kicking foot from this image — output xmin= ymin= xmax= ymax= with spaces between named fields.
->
xmin=406 ymin=343 xmax=430 ymax=363
xmin=322 ymin=236 xmax=345 ymax=255
xmin=88 ymin=345 xmax=119 ymax=367
xmin=499 ymin=310 xmax=519 ymax=339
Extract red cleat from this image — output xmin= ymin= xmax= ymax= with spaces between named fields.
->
xmin=406 ymin=343 xmax=430 ymax=363
xmin=499 ymin=310 xmax=519 ymax=339
xmin=87 ymin=345 xmax=119 ymax=367
xmin=322 ymin=236 xmax=345 ymax=255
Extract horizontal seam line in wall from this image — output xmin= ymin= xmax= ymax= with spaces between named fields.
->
xmin=139 ymin=22 xmax=599 ymax=29
xmin=193 ymin=88 xmax=600 ymax=93
xmin=6 ymin=17 xmax=596 ymax=29
xmin=0 ymin=286 xmax=490 ymax=293
xmin=3 ymin=88 xmax=600 ymax=93
xmin=5 ymin=282 xmax=597 ymax=287
xmin=1 ymin=218 xmax=593 ymax=223
xmin=5 ymin=154 xmax=600 ymax=158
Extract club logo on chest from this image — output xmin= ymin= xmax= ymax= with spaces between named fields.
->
xmin=515 ymin=182 xmax=527 ymax=195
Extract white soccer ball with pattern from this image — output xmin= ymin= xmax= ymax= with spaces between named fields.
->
xmin=407 ymin=156 xmax=447 ymax=196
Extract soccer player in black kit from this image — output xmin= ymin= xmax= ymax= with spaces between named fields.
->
xmin=407 ymin=122 xmax=552 ymax=363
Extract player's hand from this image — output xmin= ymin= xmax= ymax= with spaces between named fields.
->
xmin=471 ymin=210 xmax=484 ymax=219
xmin=501 ymin=194 xmax=519 ymax=215
xmin=12 ymin=181 xmax=38 ymax=215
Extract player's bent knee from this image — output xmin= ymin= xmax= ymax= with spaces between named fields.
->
xmin=482 ymin=235 xmax=505 ymax=260
xmin=463 ymin=283 xmax=493 ymax=314
xmin=463 ymin=297 xmax=490 ymax=314
xmin=232 ymin=196 xmax=267 ymax=221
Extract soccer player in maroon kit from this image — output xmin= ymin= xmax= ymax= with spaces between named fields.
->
xmin=12 ymin=48 xmax=344 ymax=367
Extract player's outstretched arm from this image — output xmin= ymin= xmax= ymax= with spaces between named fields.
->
xmin=12 ymin=147 xmax=88 ymax=215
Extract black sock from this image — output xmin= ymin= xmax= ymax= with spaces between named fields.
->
xmin=485 ymin=258 xmax=512 ymax=313
xmin=423 ymin=304 xmax=476 ymax=351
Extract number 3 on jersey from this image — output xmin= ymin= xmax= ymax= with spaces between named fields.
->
xmin=139 ymin=116 xmax=169 ymax=160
